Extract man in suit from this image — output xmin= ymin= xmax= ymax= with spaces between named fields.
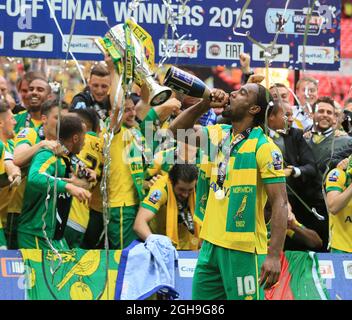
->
xmin=268 ymin=100 xmax=327 ymax=251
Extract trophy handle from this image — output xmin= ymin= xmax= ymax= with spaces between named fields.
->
xmin=96 ymin=21 xmax=172 ymax=106
xmin=144 ymin=75 xmax=172 ymax=107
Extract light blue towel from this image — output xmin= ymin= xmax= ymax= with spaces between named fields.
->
xmin=115 ymin=235 xmax=179 ymax=300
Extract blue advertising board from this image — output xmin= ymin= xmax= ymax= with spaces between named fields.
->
xmin=0 ymin=250 xmax=25 ymax=300
xmin=0 ymin=0 xmax=341 ymax=70
xmin=0 ymin=250 xmax=352 ymax=300
xmin=175 ymin=251 xmax=352 ymax=300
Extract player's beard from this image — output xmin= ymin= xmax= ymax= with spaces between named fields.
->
xmin=222 ymin=104 xmax=246 ymax=122
xmin=28 ymin=104 xmax=41 ymax=113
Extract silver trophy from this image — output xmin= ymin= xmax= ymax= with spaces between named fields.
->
xmin=95 ymin=20 xmax=172 ymax=106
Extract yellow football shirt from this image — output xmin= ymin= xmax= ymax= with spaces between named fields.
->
xmin=68 ymin=132 xmax=104 ymax=229
xmin=8 ymin=128 xmax=40 ymax=214
xmin=141 ymin=175 xmax=199 ymax=250
xmin=325 ymin=168 xmax=352 ymax=252
xmin=0 ymin=140 xmax=16 ymax=224
xmin=109 ymin=127 xmax=139 ymax=207
xmin=199 ymin=125 xmax=286 ymax=254
xmin=14 ymin=110 xmax=42 ymax=134
xmin=0 ymin=141 xmax=6 ymax=227
xmin=88 ymin=133 xmax=105 ymax=214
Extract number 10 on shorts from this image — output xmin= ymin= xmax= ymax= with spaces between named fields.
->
xmin=236 ymin=276 xmax=256 ymax=296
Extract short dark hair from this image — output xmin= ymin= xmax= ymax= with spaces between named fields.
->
xmin=269 ymin=100 xmax=291 ymax=117
xmin=90 ymin=64 xmax=110 ymax=78
xmin=41 ymin=98 xmax=69 ymax=116
xmin=312 ymin=96 xmax=335 ymax=113
xmin=169 ymin=164 xmax=198 ymax=185
xmin=59 ymin=115 xmax=84 ymax=141
xmin=69 ymin=107 xmax=99 ymax=132
xmin=130 ymin=92 xmax=141 ymax=106
xmin=269 ymin=83 xmax=288 ymax=90
xmin=16 ymin=71 xmax=47 ymax=91
xmin=28 ymin=77 xmax=51 ymax=94
xmin=254 ymin=84 xmax=274 ymax=126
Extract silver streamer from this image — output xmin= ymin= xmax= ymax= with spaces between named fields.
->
xmin=40 ymin=0 xmax=80 ymax=279
xmin=158 ymin=0 xmax=197 ymax=68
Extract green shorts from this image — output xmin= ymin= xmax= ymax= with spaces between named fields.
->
xmin=108 ymin=205 xmax=138 ymax=250
xmin=17 ymin=232 xmax=69 ymax=250
xmin=5 ymin=213 xmax=19 ymax=249
xmin=192 ymin=240 xmax=266 ymax=300
xmin=0 ymin=227 xmax=7 ymax=249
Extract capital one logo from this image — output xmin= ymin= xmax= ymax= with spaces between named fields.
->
xmin=178 ymin=258 xmax=197 ymax=277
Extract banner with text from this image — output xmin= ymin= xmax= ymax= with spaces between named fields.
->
xmin=0 ymin=0 xmax=341 ymax=70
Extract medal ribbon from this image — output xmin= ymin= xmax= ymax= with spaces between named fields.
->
xmin=216 ymin=127 xmax=253 ymax=190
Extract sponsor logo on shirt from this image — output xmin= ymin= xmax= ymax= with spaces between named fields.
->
xmin=17 ymin=128 xmax=30 ymax=139
xmin=318 ymin=260 xmax=335 ymax=279
xmin=148 ymin=190 xmax=162 ymax=204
